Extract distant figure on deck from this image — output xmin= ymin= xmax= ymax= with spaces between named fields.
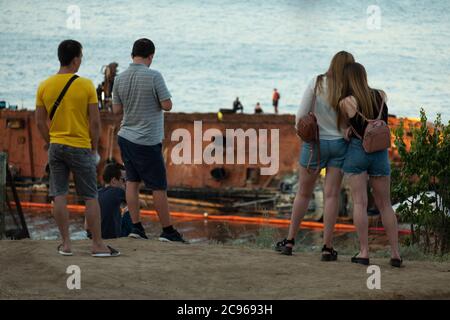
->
xmin=272 ymin=88 xmax=280 ymax=114
xmin=86 ymin=163 xmax=133 ymax=239
xmin=35 ymin=39 xmax=119 ymax=257
xmin=233 ymin=97 xmax=244 ymax=113
xmin=254 ymin=102 xmax=263 ymax=114
xmin=219 ymin=97 xmax=244 ymax=114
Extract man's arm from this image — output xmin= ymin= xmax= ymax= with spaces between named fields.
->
xmin=88 ymin=103 xmax=101 ymax=152
xmin=35 ymin=106 xmax=50 ymax=149
xmin=160 ymin=99 xmax=172 ymax=112
xmin=112 ymin=103 xmax=124 ymax=129
xmin=154 ymin=72 xmax=172 ymax=112
xmin=112 ymin=103 xmax=124 ymax=116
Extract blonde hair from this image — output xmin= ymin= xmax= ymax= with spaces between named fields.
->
xmin=341 ymin=62 xmax=380 ymax=121
xmin=317 ymin=51 xmax=355 ymax=129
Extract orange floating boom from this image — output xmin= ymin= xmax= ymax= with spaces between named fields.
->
xmin=16 ymin=202 xmax=411 ymax=235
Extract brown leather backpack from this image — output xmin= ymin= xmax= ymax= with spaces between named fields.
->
xmin=350 ymin=94 xmax=390 ymax=153
xmin=296 ymin=76 xmax=321 ymax=173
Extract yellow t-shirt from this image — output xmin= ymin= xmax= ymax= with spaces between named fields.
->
xmin=36 ymin=74 xmax=98 ymax=149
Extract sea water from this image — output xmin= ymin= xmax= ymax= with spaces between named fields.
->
xmin=0 ymin=0 xmax=449 ymax=121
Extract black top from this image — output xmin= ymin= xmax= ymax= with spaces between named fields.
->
xmin=349 ymin=90 xmax=388 ymax=139
xmin=98 ymin=186 xmax=126 ymax=239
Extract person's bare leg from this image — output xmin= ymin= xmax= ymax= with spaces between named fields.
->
xmin=370 ymin=176 xmax=401 ymax=260
xmin=153 ymin=190 xmax=171 ymax=228
xmin=286 ymin=166 xmax=319 ymax=247
xmin=323 ymin=167 xmax=344 ymax=249
xmin=126 ymin=181 xmax=141 ymax=224
xmin=85 ymin=198 xmax=109 ymax=253
xmin=349 ymin=173 xmax=369 ymax=258
xmin=53 ymin=195 xmax=71 ymax=252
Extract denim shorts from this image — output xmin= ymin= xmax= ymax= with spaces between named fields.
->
xmin=48 ymin=144 xmax=98 ymax=200
xmin=118 ymin=136 xmax=167 ymax=191
xmin=342 ymin=138 xmax=391 ymax=176
xmin=299 ymin=138 xmax=348 ymax=170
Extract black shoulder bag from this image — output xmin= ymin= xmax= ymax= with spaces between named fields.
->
xmin=49 ymin=75 xmax=79 ymax=121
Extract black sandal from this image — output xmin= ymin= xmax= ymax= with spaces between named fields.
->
xmin=275 ymin=238 xmax=295 ymax=256
xmin=321 ymin=245 xmax=338 ymax=261
xmin=390 ymin=258 xmax=403 ymax=268
xmin=351 ymin=253 xmax=370 ymax=265
xmin=275 ymin=238 xmax=294 ymax=251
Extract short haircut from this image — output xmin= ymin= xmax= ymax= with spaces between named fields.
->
xmin=132 ymin=38 xmax=155 ymax=58
xmin=102 ymin=163 xmax=125 ymax=184
xmin=58 ymin=40 xmax=83 ymax=66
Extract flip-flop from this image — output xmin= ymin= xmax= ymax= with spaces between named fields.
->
xmin=91 ymin=245 xmax=121 ymax=258
xmin=57 ymin=244 xmax=73 ymax=256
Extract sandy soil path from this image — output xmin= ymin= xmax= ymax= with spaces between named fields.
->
xmin=0 ymin=239 xmax=449 ymax=299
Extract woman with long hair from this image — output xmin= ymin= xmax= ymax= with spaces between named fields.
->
xmin=275 ymin=51 xmax=354 ymax=259
xmin=339 ymin=62 xmax=402 ymax=267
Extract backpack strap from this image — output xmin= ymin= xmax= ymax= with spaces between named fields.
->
xmin=305 ymin=125 xmax=321 ymax=174
xmin=49 ymin=75 xmax=79 ymax=121
xmin=347 ymin=92 xmax=386 ymax=139
xmin=306 ymin=75 xmax=322 ymax=174
xmin=375 ymin=93 xmax=385 ymax=120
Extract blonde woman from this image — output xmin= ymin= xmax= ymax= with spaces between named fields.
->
xmin=275 ymin=51 xmax=354 ymax=259
xmin=339 ymin=62 xmax=402 ymax=268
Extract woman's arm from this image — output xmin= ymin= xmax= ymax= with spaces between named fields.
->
xmin=295 ymin=78 xmax=316 ymax=127
xmin=339 ymin=96 xmax=358 ymax=119
xmin=339 ymin=96 xmax=358 ymax=141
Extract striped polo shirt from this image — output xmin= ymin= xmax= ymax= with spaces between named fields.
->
xmin=113 ymin=63 xmax=172 ymax=146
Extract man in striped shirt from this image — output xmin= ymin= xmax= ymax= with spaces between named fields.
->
xmin=113 ymin=38 xmax=187 ymax=243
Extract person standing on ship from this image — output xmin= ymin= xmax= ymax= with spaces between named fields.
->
xmin=272 ymin=88 xmax=280 ymax=114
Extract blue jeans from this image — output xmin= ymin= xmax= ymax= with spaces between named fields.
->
xmin=299 ymin=139 xmax=348 ymax=170
xmin=342 ymin=138 xmax=391 ymax=176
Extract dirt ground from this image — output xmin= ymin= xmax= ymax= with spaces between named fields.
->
xmin=0 ymin=239 xmax=449 ymax=300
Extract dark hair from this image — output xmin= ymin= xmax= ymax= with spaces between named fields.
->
xmin=58 ymin=40 xmax=83 ymax=66
xmin=102 ymin=163 xmax=125 ymax=184
xmin=132 ymin=38 xmax=155 ymax=58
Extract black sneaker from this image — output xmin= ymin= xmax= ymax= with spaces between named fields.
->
xmin=128 ymin=223 xmax=148 ymax=240
xmin=159 ymin=229 xmax=188 ymax=243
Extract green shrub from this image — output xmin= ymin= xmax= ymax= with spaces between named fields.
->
xmin=392 ymin=109 xmax=450 ymax=255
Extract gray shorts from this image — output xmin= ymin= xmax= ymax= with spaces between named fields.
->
xmin=48 ymin=144 xmax=98 ymax=200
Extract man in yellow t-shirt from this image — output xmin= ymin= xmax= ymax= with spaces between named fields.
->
xmin=35 ymin=39 xmax=119 ymax=258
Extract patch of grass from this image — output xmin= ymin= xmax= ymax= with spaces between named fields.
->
xmin=220 ymin=226 xmax=450 ymax=262
xmin=254 ymin=226 xmax=278 ymax=249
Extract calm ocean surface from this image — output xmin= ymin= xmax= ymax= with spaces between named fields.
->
xmin=1 ymin=0 xmax=449 ymax=121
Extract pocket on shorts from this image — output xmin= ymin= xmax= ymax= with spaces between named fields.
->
xmin=68 ymin=147 xmax=95 ymax=171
